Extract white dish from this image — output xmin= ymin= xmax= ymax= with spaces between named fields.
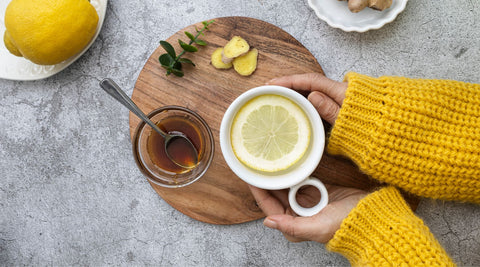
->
xmin=307 ymin=0 xmax=408 ymax=32
xmin=0 ymin=0 xmax=108 ymax=81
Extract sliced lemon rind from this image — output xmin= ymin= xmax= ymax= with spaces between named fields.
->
xmin=231 ymin=94 xmax=311 ymax=172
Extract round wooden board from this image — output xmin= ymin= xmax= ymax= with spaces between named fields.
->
xmin=129 ymin=17 xmax=418 ymax=225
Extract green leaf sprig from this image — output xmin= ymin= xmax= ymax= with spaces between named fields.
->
xmin=159 ymin=20 xmax=215 ymax=77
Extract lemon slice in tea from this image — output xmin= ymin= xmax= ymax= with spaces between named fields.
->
xmin=231 ymin=94 xmax=311 ymax=172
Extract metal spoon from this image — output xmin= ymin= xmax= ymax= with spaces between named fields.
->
xmin=99 ymin=78 xmax=198 ymax=169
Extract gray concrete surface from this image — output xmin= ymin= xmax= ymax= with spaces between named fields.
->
xmin=1 ymin=0 xmax=479 ymax=266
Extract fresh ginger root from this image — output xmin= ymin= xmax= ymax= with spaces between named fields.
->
xmin=222 ymin=36 xmax=250 ymax=64
xmin=211 ymin=36 xmax=258 ymax=76
xmin=339 ymin=0 xmax=392 ymax=13
xmin=233 ymin=48 xmax=258 ymax=76
xmin=211 ymin=48 xmax=233 ymax=69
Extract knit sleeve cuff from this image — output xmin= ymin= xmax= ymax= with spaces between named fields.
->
xmin=326 ymin=72 xmax=388 ymax=166
xmin=326 ymin=72 xmax=480 ymax=203
xmin=326 ymin=187 xmax=454 ymax=266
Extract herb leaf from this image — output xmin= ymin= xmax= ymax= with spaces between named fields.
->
xmin=179 ymin=40 xmax=198 ymax=52
xmin=160 ymin=41 xmax=176 ymax=58
xmin=159 ymin=54 xmax=174 ymax=68
xmin=158 ymin=20 xmax=214 ymax=77
xmin=171 ymin=69 xmax=184 ymax=77
xmin=195 ymin=39 xmax=207 ymax=46
xmin=178 ymin=58 xmax=195 ymax=66
xmin=185 ymin=31 xmax=195 ymax=41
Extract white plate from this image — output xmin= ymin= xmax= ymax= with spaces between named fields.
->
xmin=307 ymin=0 xmax=408 ymax=32
xmin=0 ymin=0 xmax=108 ymax=81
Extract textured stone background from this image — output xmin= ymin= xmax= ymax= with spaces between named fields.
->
xmin=1 ymin=0 xmax=479 ymax=266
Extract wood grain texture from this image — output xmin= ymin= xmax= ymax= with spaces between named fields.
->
xmin=129 ymin=17 xmax=418 ymax=225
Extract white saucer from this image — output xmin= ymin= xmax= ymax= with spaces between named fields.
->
xmin=307 ymin=0 xmax=408 ymax=32
xmin=0 ymin=0 xmax=108 ymax=81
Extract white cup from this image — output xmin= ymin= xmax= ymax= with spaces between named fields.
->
xmin=220 ymin=85 xmax=328 ymax=217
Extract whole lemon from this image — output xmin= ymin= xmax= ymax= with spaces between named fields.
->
xmin=3 ymin=0 xmax=99 ymax=65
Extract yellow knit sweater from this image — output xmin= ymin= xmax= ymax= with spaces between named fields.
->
xmin=327 ymin=187 xmax=455 ymax=266
xmin=326 ymin=73 xmax=480 ymax=266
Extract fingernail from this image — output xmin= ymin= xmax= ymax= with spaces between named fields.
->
xmin=265 ymin=78 xmax=277 ymax=85
xmin=263 ymin=218 xmax=278 ymax=229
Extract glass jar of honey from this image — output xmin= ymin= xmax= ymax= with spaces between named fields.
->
xmin=132 ymin=106 xmax=214 ymax=187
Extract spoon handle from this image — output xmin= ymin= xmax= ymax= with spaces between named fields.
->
xmin=99 ymin=78 xmax=166 ymax=138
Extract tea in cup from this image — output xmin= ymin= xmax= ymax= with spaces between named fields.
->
xmin=220 ymin=85 xmax=328 ymax=216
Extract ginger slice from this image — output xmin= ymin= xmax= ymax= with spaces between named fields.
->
xmin=339 ymin=0 xmax=392 ymax=13
xmin=211 ymin=47 xmax=233 ymax=69
xmin=233 ymin=48 xmax=258 ymax=76
xmin=222 ymin=36 xmax=250 ymax=64
xmin=345 ymin=0 xmax=368 ymax=12
xmin=368 ymin=0 xmax=392 ymax=11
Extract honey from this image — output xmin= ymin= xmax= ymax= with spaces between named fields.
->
xmin=146 ymin=115 xmax=203 ymax=174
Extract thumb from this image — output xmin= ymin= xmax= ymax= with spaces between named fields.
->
xmin=264 ymin=214 xmax=331 ymax=243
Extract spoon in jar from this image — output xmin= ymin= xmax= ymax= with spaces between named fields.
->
xmin=99 ymin=78 xmax=198 ymax=169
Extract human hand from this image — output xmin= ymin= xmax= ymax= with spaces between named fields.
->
xmin=267 ymin=73 xmax=347 ymax=124
xmin=249 ymin=184 xmax=367 ymax=243
xmin=258 ymin=73 xmax=364 ymax=243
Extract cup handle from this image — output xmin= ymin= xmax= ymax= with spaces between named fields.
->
xmin=288 ymin=177 xmax=328 ymax=217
